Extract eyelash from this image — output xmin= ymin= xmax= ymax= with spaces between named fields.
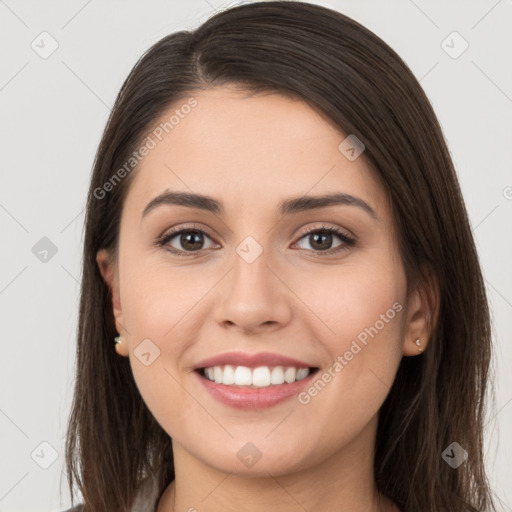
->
xmin=155 ymin=223 xmax=356 ymax=257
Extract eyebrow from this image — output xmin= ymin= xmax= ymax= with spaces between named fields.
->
xmin=141 ymin=190 xmax=378 ymax=220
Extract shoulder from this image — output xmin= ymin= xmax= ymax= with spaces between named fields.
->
xmin=60 ymin=506 xmax=83 ymax=512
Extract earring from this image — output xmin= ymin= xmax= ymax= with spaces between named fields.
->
xmin=415 ymin=338 xmax=423 ymax=353
xmin=114 ymin=335 xmax=122 ymax=345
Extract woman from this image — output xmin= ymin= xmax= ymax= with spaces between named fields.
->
xmin=62 ymin=1 xmax=497 ymax=511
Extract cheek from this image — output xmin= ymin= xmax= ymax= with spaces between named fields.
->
xmin=120 ymin=247 xmax=203 ymax=341
xmin=289 ymin=264 xmax=405 ymax=425
xmin=117 ymin=253 xmax=202 ymax=430
xmin=290 ymin=260 xmax=405 ymax=351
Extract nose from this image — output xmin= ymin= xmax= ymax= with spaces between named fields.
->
xmin=214 ymin=248 xmax=293 ymax=335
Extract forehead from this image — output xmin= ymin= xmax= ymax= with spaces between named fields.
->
xmin=123 ymin=86 xmax=388 ymax=220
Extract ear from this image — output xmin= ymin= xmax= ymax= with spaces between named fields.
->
xmin=96 ymin=249 xmax=128 ymax=357
xmin=402 ymin=266 xmax=440 ymax=356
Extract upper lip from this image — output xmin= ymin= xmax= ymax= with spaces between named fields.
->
xmin=194 ymin=351 xmax=317 ymax=370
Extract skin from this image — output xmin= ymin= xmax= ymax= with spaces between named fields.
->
xmin=97 ymin=86 xmax=437 ymax=512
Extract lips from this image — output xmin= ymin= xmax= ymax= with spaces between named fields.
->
xmin=193 ymin=351 xmax=319 ymax=409
xmin=194 ymin=351 xmax=315 ymax=370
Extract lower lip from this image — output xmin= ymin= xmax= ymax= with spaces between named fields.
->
xmin=195 ymin=369 xmax=318 ymax=410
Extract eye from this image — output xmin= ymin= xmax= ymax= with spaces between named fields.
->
xmin=156 ymin=225 xmax=217 ymax=256
xmin=156 ymin=223 xmax=356 ymax=257
xmin=293 ymin=225 xmax=356 ymax=255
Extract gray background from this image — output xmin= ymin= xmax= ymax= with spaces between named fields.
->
xmin=0 ymin=0 xmax=511 ymax=510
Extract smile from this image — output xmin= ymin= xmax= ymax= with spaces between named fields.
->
xmin=201 ymin=365 xmax=311 ymax=387
xmin=193 ymin=351 xmax=320 ymax=409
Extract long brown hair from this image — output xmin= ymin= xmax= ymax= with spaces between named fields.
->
xmin=64 ymin=2 xmax=496 ymax=511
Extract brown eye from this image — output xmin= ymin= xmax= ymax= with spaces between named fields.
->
xmin=178 ymin=231 xmax=206 ymax=251
xmin=158 ymin=228 xmax=217 ymax=255
xmin=304 ymin=231 xmax=336 ymax=251
xmin=294 ymin=226 xmax=355 ymax=255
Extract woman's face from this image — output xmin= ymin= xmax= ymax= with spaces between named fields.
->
xmin=98 ymin=86 xmax=425 ymax=476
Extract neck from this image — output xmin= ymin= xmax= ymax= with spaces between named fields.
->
xmin=157 ymin=415 xmax=399 ymax=512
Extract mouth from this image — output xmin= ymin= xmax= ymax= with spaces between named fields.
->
xmin=193 ymin=359 xmax=320 ymax=409
xmin=196 ymin=364 xmax=318 ymax=387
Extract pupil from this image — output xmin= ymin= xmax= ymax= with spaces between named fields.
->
xmin=182 ymin=231 xmax=203 ymax=251
xmin=311 ymin=232 xmax=331 ymax=250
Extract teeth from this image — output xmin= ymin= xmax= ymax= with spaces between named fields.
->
xmin=223 ymin=364 xmax=235 ymax=385
xmin=202 ymin=365 xmax=312 ymax=387
xmin=296 ymin=368 xmax=309 ymax=381
xmin=271 ymin=366 xmax=285 ymax=385
xmin=252 ymin=366 xmax=271 ymax=387
xmin=234 ymin=366 xmax=252 ymax=386
xmin=284 ymin=367 xmax=296 ymax=383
